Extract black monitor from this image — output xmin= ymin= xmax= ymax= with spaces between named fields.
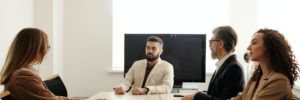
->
xmin=124 ymin=34 xmax=206 ymax=87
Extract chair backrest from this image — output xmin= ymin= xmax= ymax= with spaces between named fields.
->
xmin=1 ymin=94 xmax=12 ymax=100
xmin=0 ymin=91 xmax=12 ymax=100
xmin=44 ymin=75 xmax=68 ymax=97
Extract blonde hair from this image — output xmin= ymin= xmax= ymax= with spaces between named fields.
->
xmin=0 ymin=28 xmax=49 ymax=85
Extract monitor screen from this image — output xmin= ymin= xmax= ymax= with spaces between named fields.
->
xmin=124 ymin=34 xmax=206 ymax=87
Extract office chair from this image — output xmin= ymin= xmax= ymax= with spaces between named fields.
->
xmin=1 ymin=95 xmax=12 ymax=100
xmin=44 ymin=74 xmax=68 ymax=97
xmin=0 ymin=91 xmax=12 ymax=100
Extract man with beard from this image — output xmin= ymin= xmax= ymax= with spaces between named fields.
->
xmin=113 ymin=36 xmax=174 ymax=95
xmin=182 ymin=26 xmax=244 ymax=100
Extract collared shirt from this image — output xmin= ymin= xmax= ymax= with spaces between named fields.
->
xmin=215 ymin=53 xmax=234 ymax=73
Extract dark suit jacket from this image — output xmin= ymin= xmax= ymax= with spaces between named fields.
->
xmin=194 ymin=55 xmax=245 ymax=100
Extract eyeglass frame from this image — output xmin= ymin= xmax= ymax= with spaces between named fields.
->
xmin=209 ymin=39 xmax=221 ymax=44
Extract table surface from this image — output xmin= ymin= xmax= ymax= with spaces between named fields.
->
xmin=87 ymin=92 xmax=183 ymax=100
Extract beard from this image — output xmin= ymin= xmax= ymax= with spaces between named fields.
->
xmin=146 ymin=53 xmax=160 ymax=62
xmin=211 ymin=48 xmax=220 ymax=59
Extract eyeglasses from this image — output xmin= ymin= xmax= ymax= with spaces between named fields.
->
xmin=209 ymin=39 xmax=220 ymax=44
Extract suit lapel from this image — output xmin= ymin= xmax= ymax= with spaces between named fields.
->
xmin=145 ymin=58 xmax=162 ymax=84
xmin=207 ymin=70 xmax=218 ymax=92
xmin=243 ymin=81 xmax=257 ymax=100
xmin=208 ymin=55 xmax=235 ymax=91
xmin=254 ymin=71 xmax=274 ymax=96
xmin=138 ymin=60 xmax=148 ymax=87
xmin=210 ymin=71 xmax=217 ymax=83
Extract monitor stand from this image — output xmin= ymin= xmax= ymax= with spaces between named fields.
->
xmin=172 ymin=84 xmax=182 ymax=93
xmin=172 ymin=82 xmax=199 ymax=93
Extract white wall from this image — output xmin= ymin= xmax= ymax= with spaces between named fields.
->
xmin=0 ymin=0 xmax=34 ymax=69
xmin=34 ymin=0 xmax=55 ymax=79
xmin=63 ymin=0 xmax=123 ymax=97
xmin=34 ymin=0 xmax=64 ymax=79
xmin=230 ymin=0 xmax=258 ymax=82
xmin=0 ymin=0 xmax=34 ymax=90
xmin=52 ymin=0 xmax=64 ymax=78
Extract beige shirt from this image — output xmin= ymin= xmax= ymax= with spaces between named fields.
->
xmin=231 ymin=71 xmax=292 ymax=100
xmin=6 ymin=67 xmax=70 ymax=100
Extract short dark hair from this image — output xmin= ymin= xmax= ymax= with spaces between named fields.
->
xmin=213 ymin=26 xmax=237 ymax=52
xmin=146 ymin=36 xmax=164 ymax=47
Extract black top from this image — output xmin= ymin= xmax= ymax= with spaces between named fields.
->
xmin=141 ymin=63 xmax=155 ymax=88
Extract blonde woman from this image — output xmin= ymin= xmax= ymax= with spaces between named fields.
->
xmin=0 ymin=28 xmax=70 ymax=100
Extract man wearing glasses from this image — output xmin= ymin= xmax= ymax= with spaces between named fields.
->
xmin=182 ymin=26 xmax=245 ymax=100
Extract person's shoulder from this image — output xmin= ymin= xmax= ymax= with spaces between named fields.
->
xmin=226 ymin=56 xmax=243 ymax=70
xmin=161 ymin=60 xmax=173 ymax=67
xmin=223 ymin=59 xmax=243 ymax=75
xmin=8 ymin=68 xmax=38 ymax=86
xmin=269 ymin=72 xmax=290 ymax=82
xmin=266 ymin=72 xmax=292 ymax=92
xmin=133 ymin=59 xmax=147 ymax=64
xmin=12 ymin=68 xmax=36 ymax=78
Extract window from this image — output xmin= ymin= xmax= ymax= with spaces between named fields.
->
xmin=112 ymin=0 xmax=230 ymax=73
xmin=258 ymin=0 xmax=300 ymax=88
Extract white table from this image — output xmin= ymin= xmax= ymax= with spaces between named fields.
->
xmin=87 ymin=92 xmax=183 ymax=100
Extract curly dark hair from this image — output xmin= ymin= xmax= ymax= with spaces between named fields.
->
xmin=250 ymin=28 xmax=300 ymax=87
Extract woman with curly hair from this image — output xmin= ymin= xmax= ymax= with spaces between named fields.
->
xmin=231 ymin=28 xmax=300 ymax=100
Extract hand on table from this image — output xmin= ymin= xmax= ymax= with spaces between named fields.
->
xmin=131 ymin=87 xmax=148 ymax=95
xmin=113 ymin=87 xmax=125 ymax=95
